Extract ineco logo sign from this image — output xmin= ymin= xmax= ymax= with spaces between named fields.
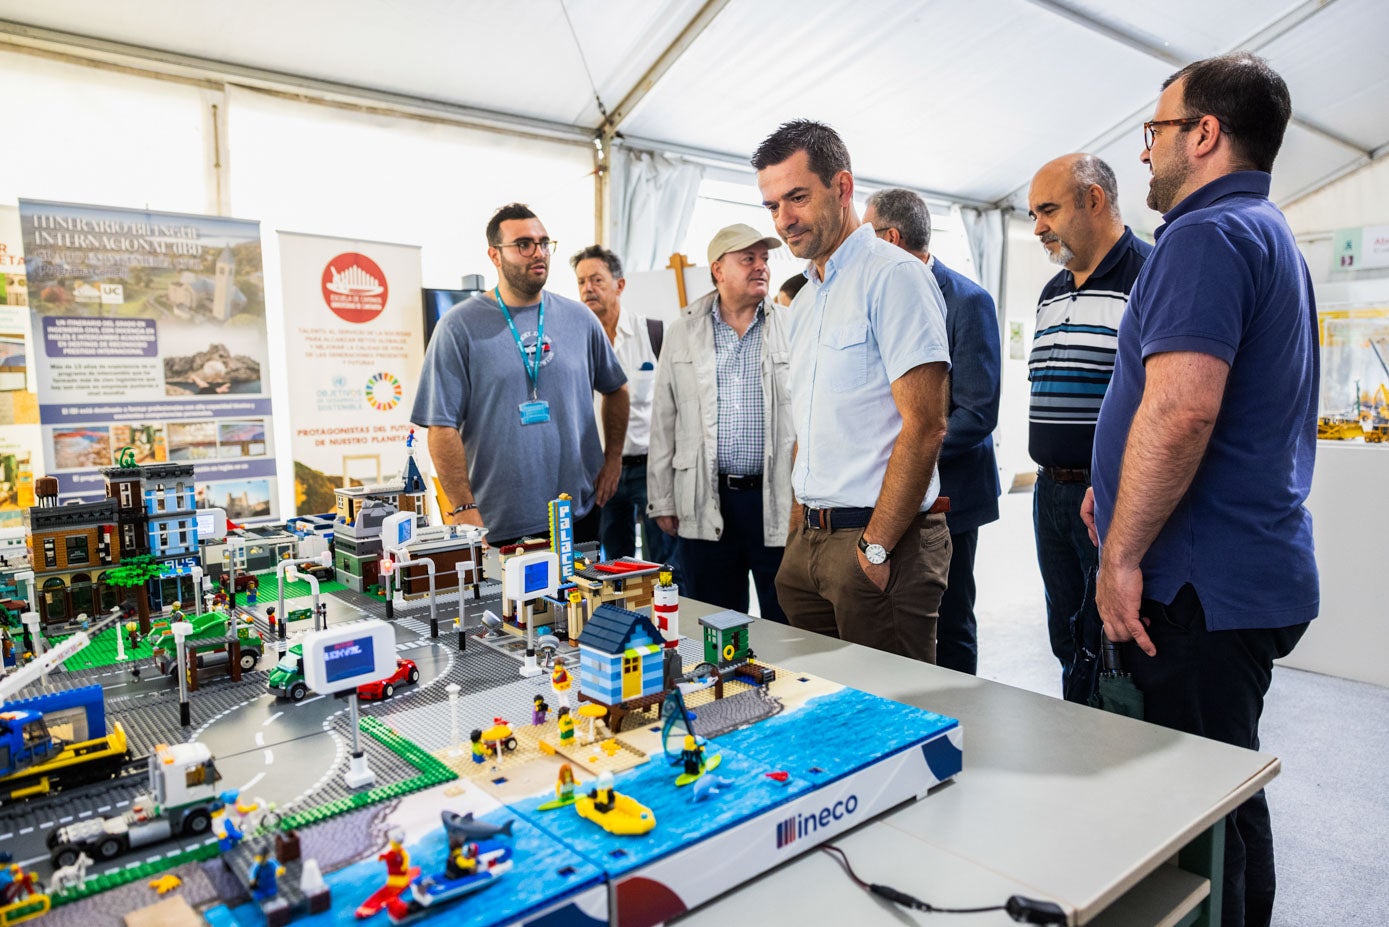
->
xmin=775 ymin=794 xmax=859 ymax=848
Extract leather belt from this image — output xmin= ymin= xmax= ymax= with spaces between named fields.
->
xmin=1039 ymin=466 xmax=1090 ymax=484
xmin=718 ymin=473 xmax=762 ymax=491
xmin=803 ymin=497 xmax=950 ymax=530
xmin=622 ymin=454 xmax=647 ymax=468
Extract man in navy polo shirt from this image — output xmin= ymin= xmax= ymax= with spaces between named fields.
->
xmin=1085 ymin=53 xmax=1316 ymax=927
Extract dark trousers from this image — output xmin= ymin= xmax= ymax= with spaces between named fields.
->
xmin=1033 ymin=471 xmax=1097 ymax=689
xmin=1124 ymin=584 xmax=1308 ymax=927
xmin=680 ymin=485 xmax=786 ymax=623
xmin=776 ymin=511 xmax=951 ymax=662
xmin=599 ymin=461 xmax=679 ymax=569
xmin=936 ymin=528 xmax=979 ymax=674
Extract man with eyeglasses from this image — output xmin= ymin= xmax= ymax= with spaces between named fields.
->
xmin=413 ymin=202 xmax=628 ymax=548
xmin=863 ymin=188 xmax=1000 ymax=676
xmin=754 ymin=120 xmax=952 ymax=664
xmin=1085 ymin=54 xmax=1316 ymax=927
xmin=1025 ymin=153 xmax=1152 ymax=693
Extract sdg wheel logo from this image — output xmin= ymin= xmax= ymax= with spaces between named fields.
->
xmin=365 ymin=372 xmax=403 ymax=411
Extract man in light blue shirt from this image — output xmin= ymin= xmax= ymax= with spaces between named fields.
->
xmin=754 ymin=120 xmax=953 ymax=664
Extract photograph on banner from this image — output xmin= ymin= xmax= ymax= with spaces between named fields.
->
xmin=0 ymin=205 xmax=41 ymax=527
xmin=18 ymin=199 xmax=278 ymax=515
xmin=277 ymin=231 xmax=426 ymax=516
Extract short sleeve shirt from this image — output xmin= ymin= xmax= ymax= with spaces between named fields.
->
xmin=1091 ymin=172 xmax=1319 ymax=630
xmin=411 ymin=290 xmax=626 ymax=540
xmin=787 ymin=223 xmax=951 ymax=509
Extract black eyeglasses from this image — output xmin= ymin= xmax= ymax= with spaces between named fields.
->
xmin=1143 ymin=117 xmax=1203 ymax=150
xmin=497 ymin=238 xmax=557 ymax=257
xmin=872 ymin=226 xmax=894 ymax=237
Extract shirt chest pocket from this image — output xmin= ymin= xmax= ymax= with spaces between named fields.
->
xmin=821 ymin=320 xmax=870 ymax=391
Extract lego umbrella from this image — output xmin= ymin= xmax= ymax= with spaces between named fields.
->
xmin=1089 ymin=636 xmax=1144 ymax=720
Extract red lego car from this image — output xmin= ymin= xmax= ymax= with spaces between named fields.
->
xmin=356 ymin=658 xmax=420 ymax=700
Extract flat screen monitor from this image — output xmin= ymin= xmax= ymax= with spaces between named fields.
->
xmin=422 ymin=280 xmax=484 ymax=345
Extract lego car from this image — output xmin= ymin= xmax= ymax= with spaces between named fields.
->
xmin=356 ymin=658 xmax=419 ymax=700
xmin=296 ymin=561 xmax=335 ymax=582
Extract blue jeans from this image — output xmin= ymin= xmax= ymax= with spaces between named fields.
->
xmin=1032 ymin=470 xmax=1098 ymax=689
xmin=599 ymin=461 xmax=679 ymax=570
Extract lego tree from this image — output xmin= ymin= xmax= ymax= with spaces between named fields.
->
xmin=105 ymin=554 xmax=169 ymax=634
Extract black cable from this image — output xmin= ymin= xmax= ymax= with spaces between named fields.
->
xmin=820 ymin=844 xmax=1068 ymax=924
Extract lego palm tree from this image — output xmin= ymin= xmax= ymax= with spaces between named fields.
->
xmin=106 ymin=554 xmax=168 ymax=634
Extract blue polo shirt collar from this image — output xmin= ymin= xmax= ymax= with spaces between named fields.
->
xmin=1156 ymin=171 xmax=1272 ymax=240
xmin=1059 ymin=226 xmax=1139 ymax=293
xmin=805 ymin=222 xmax=874 ymax=284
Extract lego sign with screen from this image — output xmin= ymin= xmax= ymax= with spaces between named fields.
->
xmin=323 ymin=636 xmax=376 ymax=684
xmin=302 ymin=619 xmax=395 ymax=693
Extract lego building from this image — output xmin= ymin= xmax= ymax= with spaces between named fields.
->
xmin=23 ymin=477 xmax=120 ymax=626
xmin=577 ymin=602 xmax=666 ymax=707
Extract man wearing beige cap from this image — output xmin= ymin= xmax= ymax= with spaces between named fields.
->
xmin=647 ymin=224 xmax=795 ymax=622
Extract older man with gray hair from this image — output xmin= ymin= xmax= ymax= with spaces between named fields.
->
xmin=1026 ymin=153 xmax=1152 ymax=693
xmin=863 ymin=188 xmax=1001 ymax=675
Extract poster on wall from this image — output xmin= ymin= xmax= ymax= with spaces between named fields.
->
xmin=277 ymin=232 xmax=425 ymax=516
xmin=0 ymin=206 xmax=41 ymax=527
xmin=17 ymin=199 xmax=279 ymax=519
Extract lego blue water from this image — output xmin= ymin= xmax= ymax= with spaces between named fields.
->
xmin=204 ymin=813 xmax=605 ymax=927
xmin=507 ymin=685 xmax=959 ymax=878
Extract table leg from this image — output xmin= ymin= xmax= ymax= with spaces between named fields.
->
xmin=1176 ymin=817 xmax=1225 ymax=927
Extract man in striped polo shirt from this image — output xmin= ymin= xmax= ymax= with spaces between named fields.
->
xmin=1026 ymin=153 xmax=1151 ymax=693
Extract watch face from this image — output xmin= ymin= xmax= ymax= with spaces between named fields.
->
xmin=865 ymin=543 xmax=888 ymax=565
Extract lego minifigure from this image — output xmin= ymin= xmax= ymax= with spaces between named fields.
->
xmin=248 ymin=850 xmax=285 ymax=902
xmin=444 ymin=842 xmax=479 ymax=881
xmin=550 ymin=657 xmax=572 ymax=709
xmin=531 ymin=695 xmax=550 ymax=726
xmin=247 ymin=579 xmax=258 ymax=607
xmin=469 ymin=729 xmax=487 ymax=764
xmin=211 ymin=799 xmax=244 ymax=851
xmin=680 ymin=734 xmax=705 ymax=778
xmin=380 ymin=828 xmax=411 ymax=888
xmin=556 ymin=764 xmax=576 ymax=804
xmin=556 ymin=706 xmax=575 ymax=745
xmin=588 ymin=770 xmax=616 ymax=814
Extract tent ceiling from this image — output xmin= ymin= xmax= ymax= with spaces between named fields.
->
xmin=0 ymin=0 xmax=1383 ymax=231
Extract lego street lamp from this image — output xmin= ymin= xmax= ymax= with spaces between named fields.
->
xmin=20 ymin=611 xmax=44 ymax=687
xmin=379 ymin=557 xmax=395 ymax=623
xmin=171 ymin=619 xmax=194 ymax=727
xmin=390 ymin=552 xmax=438 ymax=637
xmin=112 ymin=606 xmax=126 ymax=662
xmin=455 ymin=563 xmax=469 ymax=652
xmin=15 ymin=569 xmax=35 ymax=616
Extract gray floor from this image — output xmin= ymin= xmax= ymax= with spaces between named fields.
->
xmin=975 ymin=490 xmax=1389 ymax=926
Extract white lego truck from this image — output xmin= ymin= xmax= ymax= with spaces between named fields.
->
xmin=47 ymin=742 xmax=221 ymax=867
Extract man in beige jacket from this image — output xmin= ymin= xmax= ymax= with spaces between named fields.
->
xmin=647 ymin=224 xmax=795 ymax=622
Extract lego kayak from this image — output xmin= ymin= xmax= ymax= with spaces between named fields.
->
xmin=385 ymin=846 xmax=512 ymax=925
xmin=355 ymin=867 xmax=420 ymax=919
xmin=574 ymin=791 xmax=656 ymax=835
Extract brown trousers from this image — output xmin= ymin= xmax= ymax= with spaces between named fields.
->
xmin=774 ymin=512 xmax=951 ymax=664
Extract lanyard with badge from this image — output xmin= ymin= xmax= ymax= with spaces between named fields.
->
xmin=495 ymin=286 xmax=550 ymax=424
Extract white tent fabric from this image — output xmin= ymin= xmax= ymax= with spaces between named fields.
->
xmin=609 ymin=147 xmax=706 ymax=274
xmin=960 ymin=207 xmax=1008 ymax=309
xmin=0 ymin=0 xmax=1384 ymax=237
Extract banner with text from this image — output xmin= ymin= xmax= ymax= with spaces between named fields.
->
xmin=0 ymin=205 xmax=41 ymax=528
xmin=277 ymin=232 xmax=425 ymax=515
xmin=18 ymin=199 xmax=278 ymax=520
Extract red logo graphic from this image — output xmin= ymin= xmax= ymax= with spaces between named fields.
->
xmin=321 ymin=252 xmax=389 ymax=323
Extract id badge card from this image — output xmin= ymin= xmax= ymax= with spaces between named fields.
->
xmin=518 ymin=399 xmax=551 ymax=425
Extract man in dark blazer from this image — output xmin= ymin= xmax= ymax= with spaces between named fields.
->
xmin=865 ymin=188 xmax=1002 ymax=674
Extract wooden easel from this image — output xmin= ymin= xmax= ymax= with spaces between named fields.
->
xmin=666 ymin=253 xmax=695 ymax=308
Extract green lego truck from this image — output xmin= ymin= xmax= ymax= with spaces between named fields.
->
xmin=149 ymin=610 xmax=264 ymax=677
xmin=267 ymin=643 xmax=309 ymax=701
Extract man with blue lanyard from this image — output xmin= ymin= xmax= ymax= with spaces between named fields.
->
xmin=1085 ymin=53 xmax=1317 ymax=927
xmin=413 ymin=203 xmax=628 ymax=547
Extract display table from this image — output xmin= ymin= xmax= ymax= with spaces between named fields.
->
xmin=679 ymin=601 xmax=1275 ymax=926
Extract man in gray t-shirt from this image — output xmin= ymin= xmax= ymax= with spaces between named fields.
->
xmin=412 ymin=203 xmax=628 ymax=544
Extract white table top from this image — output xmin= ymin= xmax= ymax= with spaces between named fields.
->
xmin=677 ymin=605 xmax=1276 ymax=925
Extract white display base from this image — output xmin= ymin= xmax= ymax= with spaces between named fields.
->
xmin=1286 ymin=441 xmax=1389 ymax=687
xmin=605 ymin=726 xmax=962 ymax=927
xmin=343 ymin=754 xmax=376 ymax=789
